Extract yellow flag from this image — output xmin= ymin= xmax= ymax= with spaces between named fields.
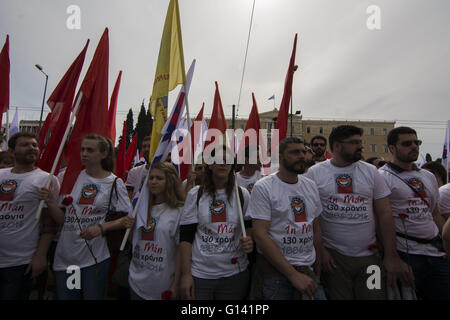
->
xmin=148 ymin=0 xmax=186 ymax=162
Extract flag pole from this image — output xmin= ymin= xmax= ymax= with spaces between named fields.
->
xmin=35 ymin=92 xmax=83 ymax=220
xmin=233 ymin=174 xmax=247 ymax=238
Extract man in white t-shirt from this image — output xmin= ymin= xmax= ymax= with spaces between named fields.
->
xmin=439 ymin=183 xmax=450 ymax=218
xmin=379 ymin=126 xmax=450 ymax=299
xmin=236 ymin=145 xmax=262 ymax=194
xmin=248 ymin=137 xmax=326 ymax=300
xmin=305 ymin=125 xmax=412 ymax=300
xmin=0 ymin=133 xmax=60 ymax=300
xmin=126 ymin=135 xmax=150 ymax=200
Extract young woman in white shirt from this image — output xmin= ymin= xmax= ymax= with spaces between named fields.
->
xmin=126 ymin=161 xmax=185 ymax=300
xmin=38 ymin=134 xmax=133 ymax=300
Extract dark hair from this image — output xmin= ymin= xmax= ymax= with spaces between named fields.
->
xmin=0 ymin=151 xmax=14 ymax=163
xmin=366 ymin=157 xmax=379 ymax=165
xmin=142 ymin=135 xmax=151 ymax=143
xmin=387 ymin=127 xmax=417 ymax=146
xmin=329 ymin=125 xmax=363 ymax=152
xmin=279 ymin=137 xmax=304 ymax=155
xmin=201 ymin=145 xmax=236 ymax=205
xmin=422 ymin=161 xmax=447 ymax=185
xmin=377 ymin=160 xmax=387 ymax=168
xmin=83 ymin=134 xmax=115 ymax=172
xmin=8 ymin=132 xmax=39 ymax=150
xmin=310 ymin=135 xmax=327 ymax=145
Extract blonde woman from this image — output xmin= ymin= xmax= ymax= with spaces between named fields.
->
xmin=126 ymin=162 xmax=185 ymax=300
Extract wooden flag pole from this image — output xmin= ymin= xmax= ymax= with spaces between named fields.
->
xmin=35 ymin=92 xmax=83 ymax=220
xmin=234 ymin=174 xmax=247 ymax=238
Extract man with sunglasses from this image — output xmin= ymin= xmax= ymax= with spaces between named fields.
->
xmin=305 ymin=125 xmax=412 ymax=299
xmin=310 ymin=136 xmax=328 ymax=163
xmin=379 ymin=126 xmax=450 ymax=299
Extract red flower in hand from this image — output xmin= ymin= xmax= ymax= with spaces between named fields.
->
xmin=398 ymin=213 xmax=409 ymax=219
xmin=231 ymin=257 xmax=238 ymax=264
xmin=368 ymin=243 xmax=382 ymax=252
xmin=62 ymin=196 xmax=73 ymax=206
xmin=161 ymin=290 xmax=172 ymax=300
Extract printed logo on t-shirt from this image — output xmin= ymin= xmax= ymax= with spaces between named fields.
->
xmin=78 ymin=184 xmax=99 ymax=205
xmin=0 ymin=179 xmax=18 ymax=201
xmin=290 ymin=195 xmax=307 ymax=222
xmin=335 ymin=174 xmax=354 ymax=194
xmin=141 ymin=217 xmax=158 ymax=241
xmin=246 ymin=183 xmax=255 ymax=193
xmin=407 ymin=178 xmax=427 ymax=198
xmin=210 ymin=199 xmax=227 ymax=223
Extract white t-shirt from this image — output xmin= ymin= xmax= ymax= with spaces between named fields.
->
xmin=247 ymin=173 xmax=322 ymax=267
xmin=0 ymin=167 xmax=60 ymax=268
xmin=439 ymin=183 xmax=450 ymax=215
xmin=53 ymin=170 xmax=132 ymax=271
xmin=379 ymin=164 xmax=443 ymax=257
xmin=305 ymin=160 xmax=391 ymax=257
xmin=126 ymin=164 xmax=149 ymax=198
xmin=180 ymin=185 xmax=251 ymax=279
xmin=236 ymin=170 xmax=262 ymax=193
xmin=128 ymin=203 xmax=182 ymax=300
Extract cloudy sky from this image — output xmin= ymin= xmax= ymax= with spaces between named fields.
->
xmin=0 ymin=0 xmax=449 ymax=158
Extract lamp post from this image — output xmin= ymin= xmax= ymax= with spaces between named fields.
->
xmin=290 ymin=65 xmax=298 ymax=137
xmin=35 ymin=64 xmax=48 ymax=133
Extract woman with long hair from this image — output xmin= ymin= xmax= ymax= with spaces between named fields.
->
xmin=179 ymin=145 xmax=254 ymax=300
xmin=126 ymin=161 xmax=185 ymax=300
xmin=38 ymin=134 xmax=132 ymax=300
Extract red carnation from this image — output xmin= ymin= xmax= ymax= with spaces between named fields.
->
xmin=368 ymin=243 xmax=382 ymax=252
xmin=398 ymin=213 xmax=409 ymax=219
xmin=231 ymin=257 xmax=238 ymax=264
xmin=161 ymin=290 xmax=172 ymax=300
xmin=62 ymin=196 xmax=73 ymax=206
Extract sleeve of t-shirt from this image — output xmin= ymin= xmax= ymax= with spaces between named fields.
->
xmin=247 ymin=180 xmax=272 ymax=221
xmin=439 ymin=186 xmax=450 ymax=215
xmin=180 ymin=187 xmax=199 ymax=225
xmin=373 ymin=169 xmax=391 ymax=200
xmin=125 ymin=168 xmax=137 ymax=188
xmin=113 ymin=178 xmax=132 ymax=214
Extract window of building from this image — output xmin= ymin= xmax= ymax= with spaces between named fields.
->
xmin=319 ymin=127 xmax=323 ymax=134
xmin=306 ymin=126 xmax=310 ymax=134
xmin=370 ymin=128 xmax=375 ymax=135
xmin=384 ymin=144 xmax=388 ymax=153
xmin=383 ymin=128 xmax=387 ymax=135
xmin=370 ymin=144 xmax=377 ymax=153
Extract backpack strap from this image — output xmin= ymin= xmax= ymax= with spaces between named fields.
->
xmin=106 ymin=177 xmax=119 ymax=219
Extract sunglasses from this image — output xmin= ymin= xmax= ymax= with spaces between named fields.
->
xmin=399 ymin=140 xmax=422 ymax=147
xmin=312 ymin=143 xmax=326 ymax=147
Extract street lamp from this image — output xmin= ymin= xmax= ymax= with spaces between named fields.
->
xmin=290 ymin=65 xmax=298 ymax=137
xmin=35 ymin=64 xmax=48 ymax=133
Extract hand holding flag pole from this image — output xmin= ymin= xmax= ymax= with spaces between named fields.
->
xmin=35 ymin=92 xmax=83 ymax=220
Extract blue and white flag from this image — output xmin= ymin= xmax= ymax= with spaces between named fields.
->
xmin=442 ymin=120 xmax=449 ymax=172
xmin=151 ymin=59 xmax=196 ymax=165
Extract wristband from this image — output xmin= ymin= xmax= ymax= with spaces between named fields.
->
xmin=98 ymin=224 xmax=105 ymax=237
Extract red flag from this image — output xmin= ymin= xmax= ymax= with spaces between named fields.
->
xmin=0 ymin=35 xmax=10 ymax=127
xmin=125 ymin=132 xmax=138 ymax=171
xmin=36 ymin=41 xmax=89 ymax=172
xmin=244 ymin=92 xmax=261 ymax=147
xmin=61 ymin=28 xmax=109 ymax=194
xmin=179 ymin=103 xmax=204 ymax=181
xmin=107 ymin=70 xmax=122 ymax=143
xmin=274 ymin=34 xmax=298 ymax=142
xmin=115 ymin=121 xmax=127 ymax=180
xmin=205 ymin=82 xmax=227 ymax=149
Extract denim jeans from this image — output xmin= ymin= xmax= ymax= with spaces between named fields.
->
xmin=262 ymin=271 xmax=327 ymax=300
xmin=0 ymin=264 xmax=32 ymax=300
xmin=398 ymin=251 xmax=450 ymax=300
xmin=54 ymin=258 xmax=110 ymax=300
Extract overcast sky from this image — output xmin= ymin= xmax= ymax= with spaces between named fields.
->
xmin=0 ymin=0 xmax=449 ymax=158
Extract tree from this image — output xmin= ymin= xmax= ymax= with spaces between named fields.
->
xmin=126 ymin=108 xmax=134 ymax=148
xmin=134 ymin=99 xmax=153 ymax=150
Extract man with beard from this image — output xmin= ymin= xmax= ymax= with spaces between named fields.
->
xmin=248 ymin=137 xmax=326 ymax=300
xmin=310 ymin=135 xmax=328 ymax=163
xmin=126 ymin=135 xmax=150 ymax=200
xmin=0 ymin=133 xmax=59 ymax=300
xmin=305 ymin=125 xmax=412 ymax=300
xmin=379 ymin=126 xmax=450 ymax=299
